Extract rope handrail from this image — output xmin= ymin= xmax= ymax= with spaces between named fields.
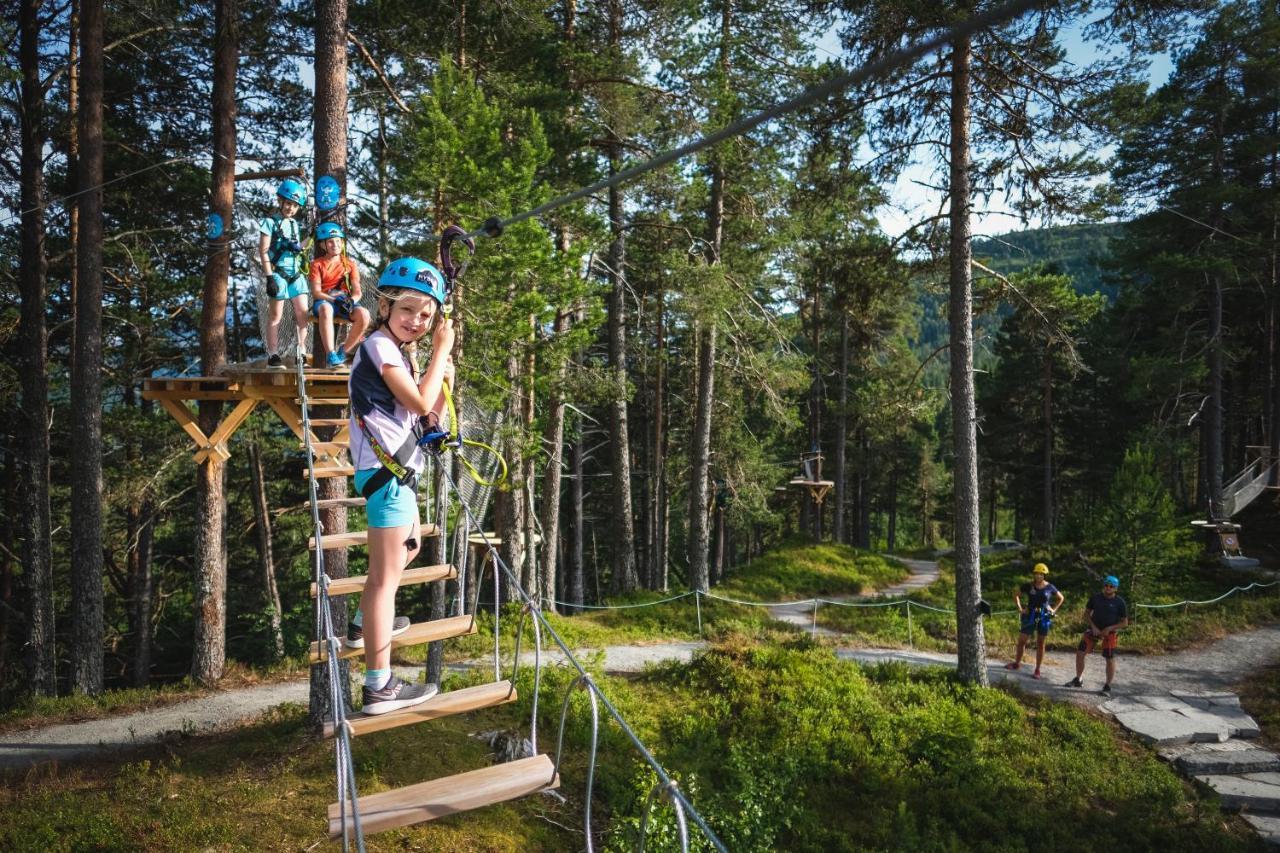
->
xmin=296 ymin=350 xmax=366 ymax=853
xmin=1135 ymin=580 xmax=1280 ymax=609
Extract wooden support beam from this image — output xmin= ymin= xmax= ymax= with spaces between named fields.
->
xmin=234 ymin=167 xmax=303 ymax=182
xmin=194 ymin=397 xmax=258 ymax=465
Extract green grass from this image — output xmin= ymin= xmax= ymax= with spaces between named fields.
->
xmin=4 ymin=641 xmax=1261 ymax=851
xmin=1238 ymin=663 xmax=1280 ymax=753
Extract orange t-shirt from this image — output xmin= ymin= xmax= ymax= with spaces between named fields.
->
xmin=308 ymin=255 xmax=359 ymax=295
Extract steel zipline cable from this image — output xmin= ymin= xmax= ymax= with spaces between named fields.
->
xmin=459 ymin=0 xmax=1044 ymax=243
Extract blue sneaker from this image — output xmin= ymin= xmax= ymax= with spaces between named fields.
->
xmin=326 ymin=350 xmax=345 ymax=369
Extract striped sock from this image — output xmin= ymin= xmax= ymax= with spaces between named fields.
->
xmin=364 ymin=668 xmax=390 ymax=690
xmin=351 ymin=609 xmax=363 ymax=629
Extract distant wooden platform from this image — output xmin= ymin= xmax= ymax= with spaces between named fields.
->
xmin=789 ymin=478 xmax=835 ymax=505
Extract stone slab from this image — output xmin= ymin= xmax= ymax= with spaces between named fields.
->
xmin=1177 ymin=707 xmax=1255 ymax=740
xmin=1243 ymin=814 xmax=1280 ymax=846
xmin=1133 ymin=694 xmax=1196 ymax=712
xmin=1160 ymin=740 xmax=1261 ymax=762
xmin=1102 ymin=697 xmax=1151 ymax=715
xmin=1208 ymin=708 xmax=1263 ymax=739
xmin=1196 ymin=773 xmax=1280 ymax=813
xmin=1115 ymin=710 xmax=1230 ymax=746
xmin=1172 ymin=691 xmax=1243 ymax=709
xmin=1176 ymin=748 xmax=1280 ymax=776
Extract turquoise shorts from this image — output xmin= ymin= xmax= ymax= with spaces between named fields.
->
xmin=271 ymin=271 xmax=309 ymax=301
xmin=354 ymin=468 xmax=419 ymax=529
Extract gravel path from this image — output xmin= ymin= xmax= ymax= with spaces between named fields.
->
xmin=768 ymin=554 xmax=940 ymax=634
xmin=6 ymin=556 xmax=1278 ymax=771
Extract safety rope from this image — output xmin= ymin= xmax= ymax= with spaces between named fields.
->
xmin=436 ymin=460 xmax=728 ymax=853
xmin=296 ymin=347 xmax=366 ymax=853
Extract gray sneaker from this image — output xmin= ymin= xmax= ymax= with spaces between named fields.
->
xmin=344 ymin=615 xmax=410 ymax=649
xmin=361 ymin=678 xmax=438 ymax=716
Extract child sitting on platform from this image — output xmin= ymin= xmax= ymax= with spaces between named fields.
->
xmin=347 ymin=257 xmax=455 ymax=715
xmin=308 ymin=222 xmax=370 ymax=369
xmin=258 ymin=178 xmax=311 ymax=368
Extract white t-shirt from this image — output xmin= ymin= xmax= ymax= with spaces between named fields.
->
xmin=348 ymin=331 xmax=424 ymax=473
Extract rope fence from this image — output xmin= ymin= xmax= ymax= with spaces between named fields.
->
xmin=537 ymin=578 xmax=1280 ymax=646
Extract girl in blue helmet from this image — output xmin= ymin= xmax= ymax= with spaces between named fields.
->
xmin=258 ymin=178 xmax=311 ymax=367
xmin=345 ymin=257 xmax=454 ymax=715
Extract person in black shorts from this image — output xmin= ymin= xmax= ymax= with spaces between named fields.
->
xmin=1064 ymin=575 xmax=1128 ymax=696
xmin=1004 ymin=563 xmax=1064 ymax=679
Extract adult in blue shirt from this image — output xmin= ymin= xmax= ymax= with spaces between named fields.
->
xmin=1064 ymin=575 xmax=1129 ymax=696
xmin=1004 ymin=563 xmax=1064 ymax=679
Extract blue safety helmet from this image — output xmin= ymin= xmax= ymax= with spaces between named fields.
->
xmin=277 ymin=177 xmax=307 ymax=207
xmin=315 ymin=222 xmax=344 ymax=241
xmin=378 ymin=257 xmax=447 ymax=305
xmin=1103 ymin=575 xmax=1120 ymax=588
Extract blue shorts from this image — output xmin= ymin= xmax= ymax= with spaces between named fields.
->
xmin=271 ymin=271 xmax=309 ymax=301
xmin=354 ymin=468 xmax=419 ymax=529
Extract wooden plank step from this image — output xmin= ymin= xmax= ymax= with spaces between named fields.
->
xmin=309 ymin=613 xmax=476 ymax=664
xmin=309 ymin=524 xmax=438 ymax=551
xmin=306 ymin=465 xmax=355 ymax=480
xmin=299 ymin=398 xmax=348 ymax=406
xmin=325 ymin=679 xmax=518 ymax=739
xmin=305 ymin=496 xmax=367 ymax=510
xmin=307 ymin=418 xmax=350 ymax=426
xmin=301 ymin=441 xmax=348 ymax=456
xmin=328 ymin=754 xmax=558 ymax=838
xmin=312 ymin=562 xmax=455 ymax=598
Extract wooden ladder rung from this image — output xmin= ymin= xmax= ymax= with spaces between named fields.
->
xmin=299 ymin=398 xmax=348 ymax=406
xmin=306 ymin=465 xmax=355 ymax=480
xmin=312 ymin=563 xmax=455 ymax=598
xmin=307 ymin=418 xmax=349 ymax=426
xmin=305 ymin=496 xmax=367 ymax=510
xmin=324 ymin=680 xmax=518 ymax=739
xmin=309 ymin=524 xmax=438 ymax=551
xmin=309 ymin=613 xmax=476 ymax=664
xmin=302 ymin=441 xmax=348 ymax=456
xmin=328 ymin=754 xmax=558 ymax=838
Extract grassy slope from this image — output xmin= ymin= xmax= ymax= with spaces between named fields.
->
xmin=2 ymin=642 xmax=1261 ymax=851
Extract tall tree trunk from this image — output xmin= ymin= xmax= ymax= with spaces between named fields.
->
xmin=834 ymin=313 xmax=849 ymax=543
xmin=71 ymin=0 xmax=105 ymax=696
xmin=1041 ymin=354 xmax=1054 ymax=541
xmin=497 ymin=333 xmax=526 ymax=602
xmin=19 ymin=0 xmax=55 ymax=697
xmin=192 ymin=0 xmax=237 ymax=686
xmin=248 ymin=442 xmax=284 ymax=661
xmin=948 ymin=32 xmax=988 ymax=686
xmin=68 ymin=0 xmax=80 ymax=357
xmin=887 ymin=466 xmax=898 ymax=552
xmin=687 ymin=322 xmax=716 ymax=593
xmin=522 ymin=323 xmax=538 ymax=599
xmin=127 ymin=494 xmax=154 ymax=688
xmin=567 ymin=411 xmax=585 ymax=611
xmin=605 ymin=58 xmax=638 ymax=593
xmin=310 ymin=0 xmax=353 ymax=722
xmin=652 ymin=283 xmax=668 ymax=590
xmin=540 ymin=308 xmax=570 ymax=612
xmin=809 ymin=280 xmax=822 ymax=540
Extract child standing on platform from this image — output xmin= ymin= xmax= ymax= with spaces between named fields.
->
xmin=259 ymin=178 xmax=311 ymax=367
xmin=308 ymin=222 xmax=371 ymax=369
xmin=347 ymin=257 xmax=455 ymax=715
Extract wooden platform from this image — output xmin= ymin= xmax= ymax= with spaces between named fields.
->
xmin=312 ymin=563 xmax=455 ymax=598
xmin=789 ymin=478 xmax=835 ymax=505
xmin=142 ymin=363 xmax=352 ymax=465
xmin=328 ymin=754 xmax=558 ymax=838
xmin=324 ymin=680 xmax=518 ymax=739
xmin=309 ymin=613 xmax=476 ymax=663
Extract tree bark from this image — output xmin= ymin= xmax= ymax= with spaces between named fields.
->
xmin=652 ymin=283 xmax=668 ymax=590
xmin=310 ymin=0 xmax=354 ymax=723
xmin=809 ymin=279 xmax=822 ymax=540
xmin=540 ymin=308 xmax=570 ymax=612
xmin=605 ymin=74 xmax=638 ymax=592
xmin=687 ymin=322 xmax=717 ymax=593
xmin=19 ymin=0 xmax=56 ymax=697
xmin=248 ymin=442 xmax=284 ymax=661
xmin=948 ymin=32 xmax=988 ymax=686
xmin=567 ymin=411 xmax=585 ymax=611
xmin=71 ymin=0 xmax=105 ymax=696
xmin=834 ymin=312 xmax=849 ymax=543
xmin=1041 ymin=353 xmax=1054 ymax=540
xmin=191 ymin=0 xmax=237 ymax=687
